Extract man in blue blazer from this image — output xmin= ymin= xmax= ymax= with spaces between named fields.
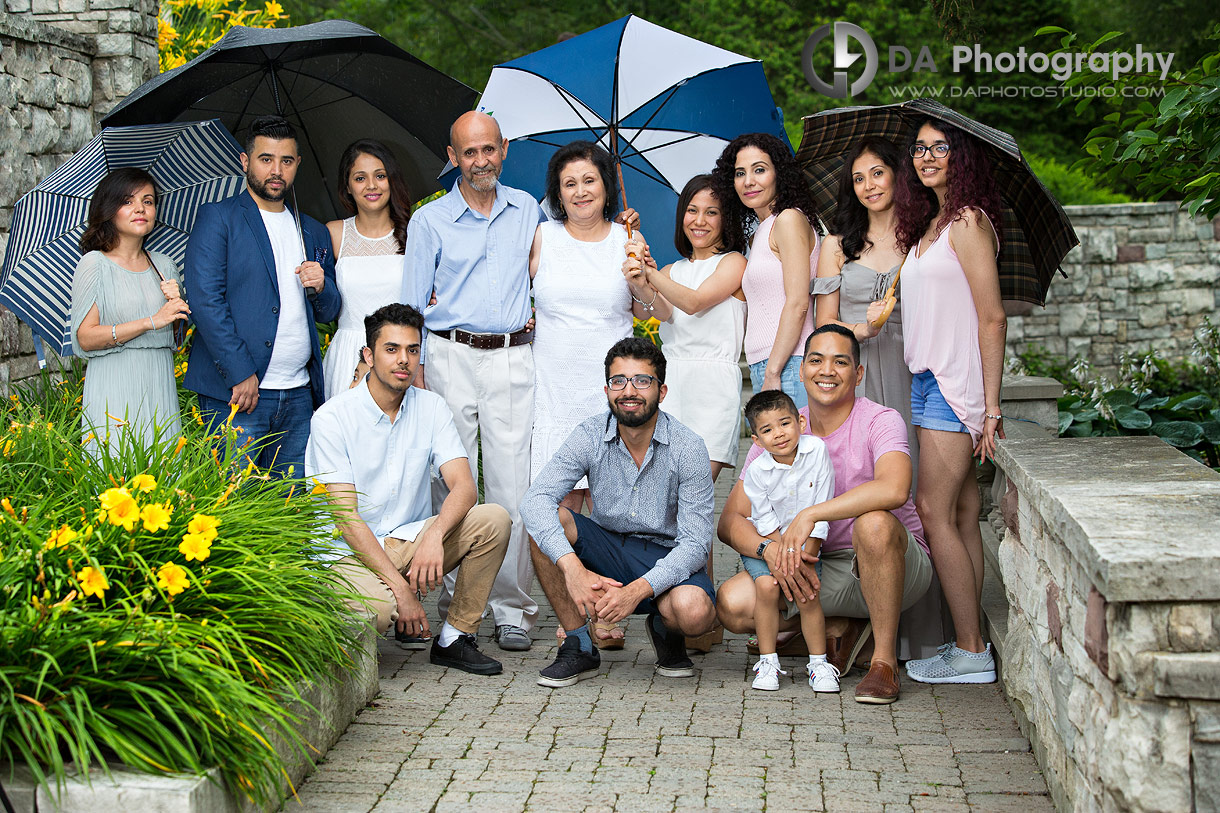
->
xmin=184 ymin=115 xmax=341 ymax=477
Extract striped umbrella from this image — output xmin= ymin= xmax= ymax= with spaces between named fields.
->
xmin=0 ymin=119 xmax=245 ymax=356
xmin=795 ymin=98 xmax=1077 ymax=306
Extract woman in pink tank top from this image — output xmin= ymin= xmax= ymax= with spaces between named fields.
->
xmin=712 ymin=133 xmax=820 ymax=410
xmin=894 ymin=118 xmax=1007 ymax=685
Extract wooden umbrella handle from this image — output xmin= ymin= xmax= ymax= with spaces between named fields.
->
xmin=869 ymin=264 xmax=903 ymax=329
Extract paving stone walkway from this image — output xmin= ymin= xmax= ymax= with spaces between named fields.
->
xmin=291 ymin=443 xmax=1052 ymax=812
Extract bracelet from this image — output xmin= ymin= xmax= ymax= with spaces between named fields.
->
xmin=110 ymin=324 xmax=118 ymax=343
xmin=630 ymin=288 xmax=658 ymax=312
xmin=986 ymin=412 xmax=1003 ymax=421
xmin=148 ymin=316 xmax=156 ymax=331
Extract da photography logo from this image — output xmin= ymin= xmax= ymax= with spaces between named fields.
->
xmin=802 ymin=22 xmax=878 ymax=100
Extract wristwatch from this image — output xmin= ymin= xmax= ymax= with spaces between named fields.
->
xmin=756 ymin=540 xmax=770 ymax=558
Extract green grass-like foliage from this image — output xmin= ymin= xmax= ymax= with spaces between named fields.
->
xmin=0 ymin=367 xmax=365 ymax=805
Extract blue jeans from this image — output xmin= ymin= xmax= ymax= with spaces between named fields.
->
xmin=198 ymin=386 xmax=313 ymax=478
xmin=748 ymin=355 xmax=808 ymax=411
xmin=910 ymin=370 xmax=968 ymax=434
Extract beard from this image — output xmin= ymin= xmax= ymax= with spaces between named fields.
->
xmin=609 ymin=393 xmax=660 ymax=428
xmin=247 ymin=169 xmax=290 ymax=203
xmin=463 ymin=164 xmax=500 ymax=193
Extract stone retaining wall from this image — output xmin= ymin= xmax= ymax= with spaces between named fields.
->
xmin=1006 ymin=202 xmax=1220 ymax=374
xmin=0 ymin=1 xmax=156 ymax=394
xmin=994 ymin=436 xmax=1220 ymax=811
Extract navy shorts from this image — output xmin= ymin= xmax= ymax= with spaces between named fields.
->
xmin=568 ymin=512 xmax=715 ymax=615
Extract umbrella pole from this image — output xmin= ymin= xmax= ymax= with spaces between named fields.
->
xmin=609 ymin=126 xmax=632 ymax=243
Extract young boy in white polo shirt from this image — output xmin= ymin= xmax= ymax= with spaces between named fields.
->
xmin=739 ymin=390 xmax=838 ymax=693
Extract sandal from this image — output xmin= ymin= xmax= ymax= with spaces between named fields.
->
xmin=592 ymin=620 xmax=626 ymax=650
xmin=685 ymin=622 xmax=724 ymax=653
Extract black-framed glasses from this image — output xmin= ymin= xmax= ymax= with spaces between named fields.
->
xmin=607 ymin=374 xmax=657 ymax=391
xmin=910 ymin=143 xmax=950 ymax=158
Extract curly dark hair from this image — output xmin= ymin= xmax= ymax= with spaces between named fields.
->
xmin=365 ymin=302 xmax=425 ymax=349
xmin=672 ymin=174 xmax=747 ymax=259
xmin=544 ymin=140 xmax=619 ymax=223
xmin=711 ymin=132 xmax=821 ymax=254
xmin=337 ymin=139 xmax=412 ymax=254
xmin=604 ymin=337 xmax=666 ymax=384
xmin=894 ymin=118 xmax=1003 ymax=254
xmin=79 ymin=167 xmax=158 ymax=254
xmin=831 ymin=136 xmax=909 ymax=263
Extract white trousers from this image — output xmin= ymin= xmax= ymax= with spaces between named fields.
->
xmin=426 ymin=333 xmax=538 ymax=630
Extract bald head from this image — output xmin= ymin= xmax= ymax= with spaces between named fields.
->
xmin=448 ymin=111 xmax=508 ymax=193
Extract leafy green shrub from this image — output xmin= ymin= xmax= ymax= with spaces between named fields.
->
xmin=1026 ymin=153 xmax=1132 ymax=206
xmin=0 ymin=369 xmax=364 ymax=805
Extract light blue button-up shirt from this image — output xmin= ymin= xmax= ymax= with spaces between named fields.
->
xmin=305 ymin=378 xmax=469 ymax=556
xmin=520 ymin=410 xmax=714 ymax=596
xmin=403 ymin=180 xmax=545 ymax=339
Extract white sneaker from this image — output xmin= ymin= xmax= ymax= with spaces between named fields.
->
xmin=807 ymin=659 xmax=841 ymax=693
xmin=751 ymin=657 xmax=787 ymax=691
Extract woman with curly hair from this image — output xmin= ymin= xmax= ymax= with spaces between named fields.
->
xmin=713 ymin=133 xmax=821 ymax=409
xmin=895 ymin=118 xmax=1006 ymax=685
xmin=323 ymin=139 xmax=413 ymax=400
xmin=71 ymin=167 xmax=190 ymax=451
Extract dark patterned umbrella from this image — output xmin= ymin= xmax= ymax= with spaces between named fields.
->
xmin=795 ymin=98 xmax=1077 ymax=306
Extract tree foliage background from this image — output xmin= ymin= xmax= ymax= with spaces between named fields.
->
xmin=270 ymin=0 xmax=1216 ymax=203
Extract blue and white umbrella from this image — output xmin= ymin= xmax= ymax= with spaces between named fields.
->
xmin=0 ymin=119 xmax=245 ymax=356
xmin=449 ymin=15 xmax=789 ymax=267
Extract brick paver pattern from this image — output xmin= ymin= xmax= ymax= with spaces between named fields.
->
xmin=291 ymin=443 xmax=1052 ymax=812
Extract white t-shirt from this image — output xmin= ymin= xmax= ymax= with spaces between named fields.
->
xmin=259 ymin=208 xmax=311 ymax=390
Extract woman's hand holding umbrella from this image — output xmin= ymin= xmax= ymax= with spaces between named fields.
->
xmin=152 ymin=295 xmax=190 ymax=331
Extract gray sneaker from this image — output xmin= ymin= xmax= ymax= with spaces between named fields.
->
xmin=495 ymin=624 xmax=532 ymax=651
xmin=905 ymin=643 xmax=996 ymax=684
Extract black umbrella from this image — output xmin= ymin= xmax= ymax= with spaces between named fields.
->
xmin=795 ymin=98 xmax=1077 ymax=306
xmin=102 ymin=20 xmax=477 ymax=220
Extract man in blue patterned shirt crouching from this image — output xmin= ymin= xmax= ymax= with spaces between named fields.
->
xmin=520 ymin=338 xmax=717 ymax=687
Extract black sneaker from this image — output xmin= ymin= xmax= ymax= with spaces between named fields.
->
xmin=646 ymin=613 xmax=695 ymax=678
xmin=429 ymin=634 xmax=503 ymax=675
xmin=393 ymin=627 xmax=432 ymax=650
xmin=537 ymin=637 xmax=600 ymax=688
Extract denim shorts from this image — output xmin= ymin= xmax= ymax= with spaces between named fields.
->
xmin=740 ymin=551 xmax=822 ymax=580
xmin=568 ymin=512 xmax=715 ymax=614
xmin=910 ymin=370 xmax=969 ymax=434
xmin=748 ymin=355 xmax=808 ymax=411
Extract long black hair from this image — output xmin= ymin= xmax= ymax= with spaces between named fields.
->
xmin=337 ymin=139 xmax=413 ymax=254
xmin=79 ymin=167 xmax=157 ymax=254
xmin=711 ymin=132 xmax=821 ymax=254
xmin=831 ymin=136 xmax=908 ymax=263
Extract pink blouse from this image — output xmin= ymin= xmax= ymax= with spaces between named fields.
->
xmin=741 ymin=213 xmax=818 ymax=365
xmin=900 ymin=209 xmax=999 ymax=442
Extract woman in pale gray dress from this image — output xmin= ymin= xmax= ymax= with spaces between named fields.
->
xmin=813 ymin=136 xmax=949 ymax=662
xmin=70 ymin=167 xmax=190 ymax=452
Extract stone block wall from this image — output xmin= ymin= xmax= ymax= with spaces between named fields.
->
xmin=0 ymin=1 xmax=157 ymax=394
xmin=1006 ymin=203 xmax=1220 ymax=374
xmin=995 ymin=436 xmax=1220 ymax=811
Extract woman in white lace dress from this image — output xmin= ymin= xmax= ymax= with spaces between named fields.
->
xmin=323 ymin=139 xmax=412 ymax=400
xmin=528 ymin=141 xmax=655 ymax=509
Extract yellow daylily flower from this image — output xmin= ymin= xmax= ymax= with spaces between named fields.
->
xmin=156 ymin=562 xmax=189 ymax=596
xmin=187 ymin=513 xmax=220 ymax=543
xmin=129 ymin=474 xmax=157 ymax=493
xmin=99 ymin=487 xmax=133 ymax=511
xmin=179 ymin=532 xmax=212 ymax=562
xmin=141 ymin=502 xmax=173 ymax=533
xmin=45 ymin=524 xmax=78 ymax=550
xmin=78 ymin=566 xmax=109 ymax=599
xmin=1 ymin=498 xmax=14 ymax=516
xmin=310 ymin=478 xmax=327 ymax=496
xmin=99 ymin=487 xmax=140 ymax=531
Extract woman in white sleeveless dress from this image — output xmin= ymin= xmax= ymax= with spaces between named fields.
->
xmin=529 ymin=141 xmax=655 ymax=503
xmin=323 ymin=139 xmax=412 ymax=400
xmin=622 ymin=174 xmax=747 ymax=652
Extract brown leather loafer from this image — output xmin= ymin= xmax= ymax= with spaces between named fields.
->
xmin=854 ymin=660 xmax=900 ymax=704
xmin=827 ymin=618 xmax=872 ymax=676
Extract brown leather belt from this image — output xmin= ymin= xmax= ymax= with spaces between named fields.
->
xmin=429 ymin=326 xmax=534 ymax=350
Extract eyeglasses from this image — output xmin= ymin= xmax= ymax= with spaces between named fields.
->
xmin=607 ymin=374 xmax=657 ymax=391
xmin=910 ymin=143 xmax=950 ymax=158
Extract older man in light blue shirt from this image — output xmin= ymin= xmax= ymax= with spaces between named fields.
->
xmin=306 ymin=303 xmax=511 ymax=675
xmin=402 ymin=111 xmax=544 ymax=652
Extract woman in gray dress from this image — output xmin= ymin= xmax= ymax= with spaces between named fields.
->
xmin=70 ymin=167 xmax=191 ymax=452
xmin=813 ymin=137 xmax=950 ymax=662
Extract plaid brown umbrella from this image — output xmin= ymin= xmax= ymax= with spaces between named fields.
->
xmin=794 ymin=98 xmax=1077 ymax=306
